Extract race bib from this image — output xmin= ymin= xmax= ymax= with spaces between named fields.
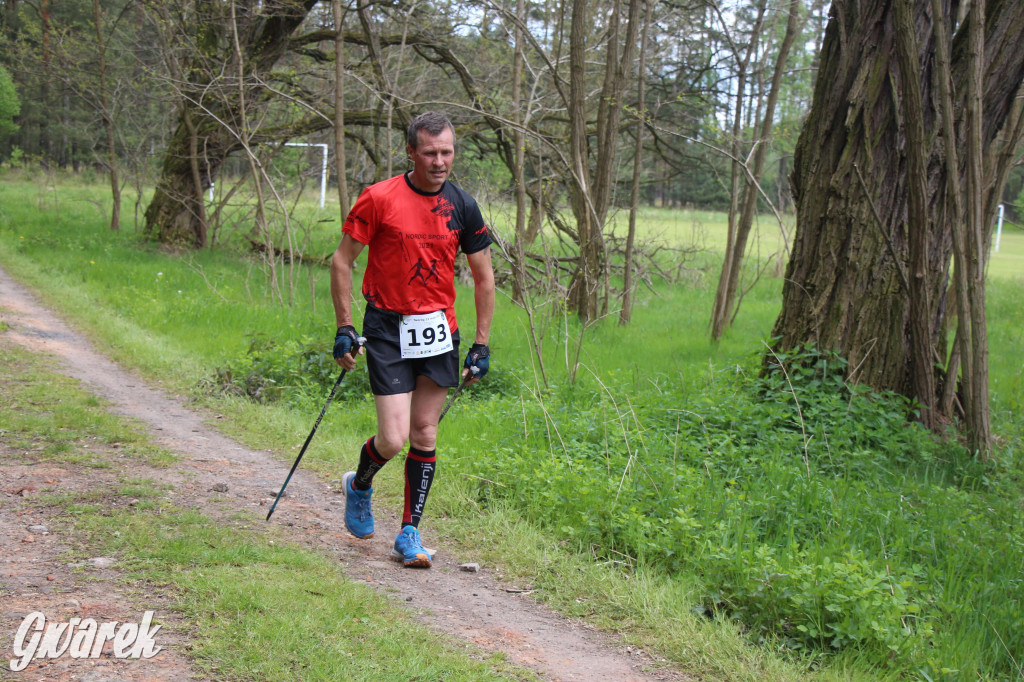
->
xmin=400 ymin=310 xmax=454 ymax=359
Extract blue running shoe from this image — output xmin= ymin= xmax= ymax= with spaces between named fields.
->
xmin=342 ymin=471 xmax=374 ymax=539
xmin=391 ymin=525 xmax=432 ymax=568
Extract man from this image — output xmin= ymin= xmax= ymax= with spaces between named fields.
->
xmin=330 ymin=111 xmax=494 ymax=568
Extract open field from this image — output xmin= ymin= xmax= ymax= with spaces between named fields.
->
xmin=1 ymin=175 xmax=1023 ymax=680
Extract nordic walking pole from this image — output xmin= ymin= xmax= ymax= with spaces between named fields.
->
xmin=266 ymin=338 xmax=365 ymax=521
xmin=438 ymin=366 xmax=479 ymax=425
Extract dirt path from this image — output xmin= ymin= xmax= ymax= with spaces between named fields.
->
xmin=0 ymin=263 xmax=686 ymax=682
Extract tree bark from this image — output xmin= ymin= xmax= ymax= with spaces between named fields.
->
xmin=621 ymin=0 xmax=652 ymax=326
xmin=771 ymin=0 xmax=1024 ymax=445
xmin=511 ymin=0 xmax=529 ymax=306
xmin=92 ymin=0 xmax=120 ymax=232
xmin=963 ymin=0 xmax=992 ymax=454
xmin=710 ymin=0 xmax=801 ymax=340
xmin=567 ymin=0 xmax=641 ymax=322
xmin=143 ymin=0 xmax=319 ymax=247
xmin=566 ymin=0 xmax=599 ymax=322
xmin=894 ymin=0 xmax=937 ymax=428
xmin=333 ymin=0 xmax=349 ymax=214
xmin=713 ymin=1 xmax=765 ymax=339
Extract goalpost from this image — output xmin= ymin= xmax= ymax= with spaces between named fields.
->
xmin=207 ymin=141 xmax=330 ymax=209
xmin=283 ymin=142 xmax=329 ymax=209
xmin=993 ymin=204 xmax=1004 ymax=253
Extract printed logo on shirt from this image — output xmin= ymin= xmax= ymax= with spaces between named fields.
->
xmin=431 ymin=196 xmax=457 ymax=227
xmin=345 ymin=212 xmax=369 ymax=227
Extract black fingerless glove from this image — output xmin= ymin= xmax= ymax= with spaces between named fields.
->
xmin=463 ymin=343 xmax=490 ymax=378
xmin=333 ymin=325 xmax=360 ymax=359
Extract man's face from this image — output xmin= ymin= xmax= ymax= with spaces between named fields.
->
xmin=407 ymin=126 xmax=455 ymax=193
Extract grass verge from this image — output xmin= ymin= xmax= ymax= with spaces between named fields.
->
xmin=3 ymin=176 xmax=1023 ymax=679
xmin=0 ymin=340 xmax=535 ymax=681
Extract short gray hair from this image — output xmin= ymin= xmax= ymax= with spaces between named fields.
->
xmin=407 ymin=111 xmax=455 ymax=148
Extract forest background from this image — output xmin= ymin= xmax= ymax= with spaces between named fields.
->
xmin=2 ymin=0 xmax=1024 ymax=679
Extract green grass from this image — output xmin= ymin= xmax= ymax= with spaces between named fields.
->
xmin=76 ymin=505 xmax=530 ymax=681
xmin=0 ymin=343 xmax=177 ymax=467
xmin=0 ymin=341 xmax=533 ymax=681
xmin=989 ymin=219 xmax=1024 ymax=280
xmin=2 ymin=174 xmax=1023 ymax=680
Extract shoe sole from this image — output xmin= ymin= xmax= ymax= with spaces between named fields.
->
xmin=341 ymin=472 xmax=374 ymax=539
xmin=390 ymin=549 xmax=432 ymax=568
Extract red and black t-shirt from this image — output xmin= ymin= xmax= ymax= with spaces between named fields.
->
xmin=343 ymin=172 xmax=491 ymax=332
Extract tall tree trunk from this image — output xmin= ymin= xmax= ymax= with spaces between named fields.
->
xmin=894 ymin=0 xmax=937 ymax=428
xmin=566 ymin=0 xmax=599 ymax=322
xmin=333 ymin=0 xmax=349 ymax=213
xmin=567 ymin=0 xmax=641 ymax=322
xmin=143 ymin=0 xmax=319 ymax=247
xmin=963 ymin=0 xmax=992 ymax=455
xmin=931 ymin=0 xmax=972 ymax=425
xmin=710 ymin=0 xmax=801 ymax=340
xmin=771 ymin=0 xmax=1024 ymax=451
xmin=621 ymin=0 xmax=652 ymax=326
xmin=713 ymin=3 xmax=763 ymax=339
xmin=511 ymin=0 xmax=529 ymax=306
xmin=92 ymin=0 xmax=120 ymax=232
xmin=40 ymin=0 xmax=51 ymax=164
xmin=357 ymin=0 xmax=410 ymax=175
xmin=144 ymin=107 xmax=223 ymax=247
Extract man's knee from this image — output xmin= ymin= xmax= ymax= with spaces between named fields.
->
xmin=409 ymin=421 xmax=438 ymax=451
xmin=374 ymin=428 xmax=408 ymax=459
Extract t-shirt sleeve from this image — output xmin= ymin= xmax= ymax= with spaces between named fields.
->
xmin=342 ymin=188 xmax=376 ymax=245
xmin=459 ymin=199 xmax=492 ymax=255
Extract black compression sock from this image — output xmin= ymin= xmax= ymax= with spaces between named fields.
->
xmin=402 ymin=446 xmax=436 ymax=528
xmin=353 ymin=436 xmax=387 ymax=490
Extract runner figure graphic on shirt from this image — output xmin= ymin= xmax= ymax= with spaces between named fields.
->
xmin=426 ymin=258 xmax=440 ymax=283
xmin=408 ymin=259 xmax=428 ymax=286
xmin=408 ymin=258 xmax=441 ymax=286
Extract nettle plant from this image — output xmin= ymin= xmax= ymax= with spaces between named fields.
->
xmin=205 ymin=333 xmax=371 ymax=405
xmin=475 ymin=342 xmax=970 ymax=666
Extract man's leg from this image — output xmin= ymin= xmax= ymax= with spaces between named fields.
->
xmin=392 ymin=377 xmax=448 ymax=568
xmin=402 ymin=376 xmax=449 ymax=527
xmin=353 ymin=436 xmax=386 ymax=490
xmin=343 ymin=392 xmax=411 ymax=539
xmin=409 ymin=376 xmax=449 ymax=451
xmin=373 ymin=391 xmax=413 ymax=457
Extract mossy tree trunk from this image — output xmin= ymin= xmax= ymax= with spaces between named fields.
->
xmin=143 ymin=0 xmax=319 ymax=248
xmin=771 ymin=0 xmax=1024 ymax=451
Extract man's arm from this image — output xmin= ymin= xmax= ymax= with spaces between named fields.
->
xmin=466 ymin=246 xmax=495 ymax=345
xmin=330 ymin=234 xmax=366 ymax=327
xmin=330 ymin=234 xmax=366 ymax=369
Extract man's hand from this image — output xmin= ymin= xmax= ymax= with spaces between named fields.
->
xmin=333 ymin=326 xmax=363 ymax=370
xmin=462 ymin=343 xmax=489 ymax=384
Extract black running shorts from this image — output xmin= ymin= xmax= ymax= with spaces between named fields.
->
xmin=362 ymin=304 xmax=461 ymax=395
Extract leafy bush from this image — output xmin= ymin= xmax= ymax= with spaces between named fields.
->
xmin=469 ymin=344 xmax=1020 ymax=674
xmin=703 ymin=544 xmax=932 ymax=660
xmin=203 ymin=332 xmax=519 ymax=407
xmin=202 ymin=333 xmax=371 ymax=406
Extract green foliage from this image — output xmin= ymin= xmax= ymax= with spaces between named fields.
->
xmin=0 ymin=64 xmax=20 ymax=137
xmin=3 ymin=180 xmax=1023 ymax=679
xmin=705 ymin=545 xmax=931 ymax=658
xmin=204 ymin=332 xmax=371 ymax=406
xmin=470 ymin=344 xmax=1019 ymax=676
